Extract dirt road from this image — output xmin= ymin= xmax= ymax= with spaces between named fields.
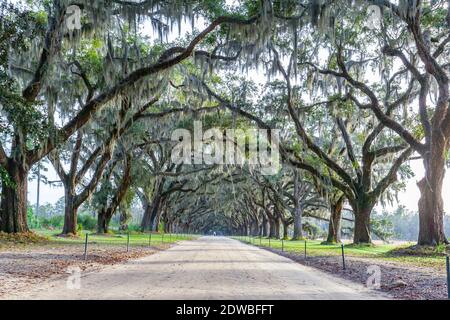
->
xmin=6 ymin=236 xmax=388 ymax=299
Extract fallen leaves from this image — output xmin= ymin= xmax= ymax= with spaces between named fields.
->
xmin=0 ymin=242 xmax=170 ymax=298
xmin=266 ymin=247 xmax=448 ymax=300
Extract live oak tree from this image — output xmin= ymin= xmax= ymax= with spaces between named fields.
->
xmin=301 ymin=0 xmax=449 ymax=244
xmin=0 ymin=0 xmax=280 ymax=233
xmin=342 ymin=0 xmax=450 ymax=245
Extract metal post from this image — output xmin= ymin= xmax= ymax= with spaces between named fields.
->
xmin=83 ymin=233 xmax=88 ymax=260
xmin=268 ymin=238 xmax=271 ymax=248
xmin=162 ymin=233 xmax=164 ymax=243
xmin=304 ymin=240 xmax=307 ymax=259
xmin=35 ymin=161 xmax=41 ymax=219
xmin=127 ymin=232 xmax=130 ymax=252
xmin=148 ymin=232 xmax=152 ymax=247
xmin=260 ymin=236 xmax=262 ymax=246
xmin=446 ymin=255 xmax=450 ymax=299
xmin=282 ymin=239 xmax=284 ymax=252
xmin=169 ymin=233 xmax=172 ymax=242
xmin=341 ymin=243 xmax=346 ymax=270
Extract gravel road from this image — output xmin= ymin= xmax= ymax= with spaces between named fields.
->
xmin=7 ymin=236 xmax=389 ymax=300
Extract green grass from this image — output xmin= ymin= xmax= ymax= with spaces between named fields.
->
xmin=33 ymin=229 xmax=196 ymax=247
xmin=232 ymin=236 xmax=448 ymax=271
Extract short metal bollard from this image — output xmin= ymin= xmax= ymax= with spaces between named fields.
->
xmin=268 ymin=238 xmax=271 ymax=248
xmin=304 ymin=240 xmax=307 ymax=259
xmin=282 ymin=239 xmax=284 ymax=252
xmin=127 ymin=232 xmax=130 ymax=252
xmin=83 ymin=233 xmax=89 ymax=260
xmin=148 ymin=232 xmax=152 ymax=247
xmin=446 ymin=255 xmax=450 ymax=299
xmin=341 ymin=243 xmax=346 ymax=270
xmin=162 ymin=233 xmax=164 ymax=243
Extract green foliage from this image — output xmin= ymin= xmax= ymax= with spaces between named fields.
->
xmin=0 ymin=167 xmax=14 ymax=188
xmin=40 ymin=215 xmax=64 ymax=229
xmin=303 ymin=221 xmax=324 ymax=240
xmin=27 ymin=207 xmax=40 ymax=229
xmin=370 ymin=216 xmax=394 ymax=241
xmin=0 ymin=3 xmax=50 ymax=150
xmin=78 ymin=214 xmax=97 ymax=231
xmin=126 ymin=224 xmax=142 ymax=232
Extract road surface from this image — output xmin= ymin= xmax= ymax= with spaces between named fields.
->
xmin=9 ymin=236 xmax=388 ymax=299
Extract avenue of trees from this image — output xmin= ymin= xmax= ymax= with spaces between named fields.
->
xmin=0 ymin=0 xmax=449 ymax=246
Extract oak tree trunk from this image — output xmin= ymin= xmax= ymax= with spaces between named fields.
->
xmin=282 ymin=220 xmax=289 ymax=239
xmin=268 ymin=218 xmax=276 ymax=238
xmin=251 ymin=220 xmax=259 ymax=236
xmin=292 ymin=169 xmax=302 ymax=240
xmin=152 ymin=204 xmax=164 ymax=232
xmin=326 ymin=197 xmax=344 ymax=243
xmin=262 ymin=216 xmax=269 ymax=237
xmin=269 ymin=217 xmax=280 ymax=239
xmin=119 ymin=207 xmax=129 ymax=231
xmin=0 ymin=160 xmax=29 ymax=233
xmin=352 ymin=204 xmax=373 ymax=244
xmin=97 ymin=208 xmax=110 ymax=234
xmin=61 ymin=188 xmax=78 ymax=235
xmin=292 ymin=208 xmax=303 ymax=240
xmin=417 ymin=150 xmax=448 ymax=245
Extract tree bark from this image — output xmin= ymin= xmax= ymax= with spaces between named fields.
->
xmin=282 ymin=220 xmax=289 ymax=239
xmin=141 ymin=178 xmax=164 ymax=231
xmin=0 ymin=160 xmax=29 ymax=233
xmin=119 ymin=205 xmax=129 ymax=231
xmin=96 ymin=158 xmax=132 ymax=234
xmin=326 ymin=196 xmax=344 ymax=243
xmin=268 ymin=218 xmax=276 ymax=238
xmin=417 ymin=152 xmax=448 ymax=245
xmin=250 ymin=220 xmax=259 ymax=236
xmin=62 ymin=188 xmax=79 ymax=235
xmin=351 ymin=200 xmax=374 ymax=244
xmin=292 ymin=169 xmax=303 ymax=240
xmin=152 ymin=203 xmax=164 ymax=232
xmin=292 ymin=209 xmax=303 ymax=240
xmin=275 ymin=217 xmax=281 ymax=239
xmin=141 ymin=195 xmax=162 ymax=231
xmin=97 ymin=208 xmax=111 ymax=234
xmin=268 ymin=217 xmax=280 ymax=239
xmin=261 ymin=216 xmax=268 ymax=237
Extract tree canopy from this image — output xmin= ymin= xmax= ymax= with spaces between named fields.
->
xmin=1 ymin=0 xmax=449 ymax=246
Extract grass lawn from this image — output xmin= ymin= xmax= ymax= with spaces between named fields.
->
xmin=233 ymin=236 xmax=449 ymax=271
xmin=33 ymin=229 xmax=196 ymax=247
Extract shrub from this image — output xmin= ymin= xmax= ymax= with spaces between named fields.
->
xmin=40 ymin=215 xmax=64 ymax=228
xmin=78 ymin=214 xmax=97 ymax=230
xmin=27 ymin=208 xmax=40 ymax=229
xmin=127 ymin=224 xmax=142 ymax=232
